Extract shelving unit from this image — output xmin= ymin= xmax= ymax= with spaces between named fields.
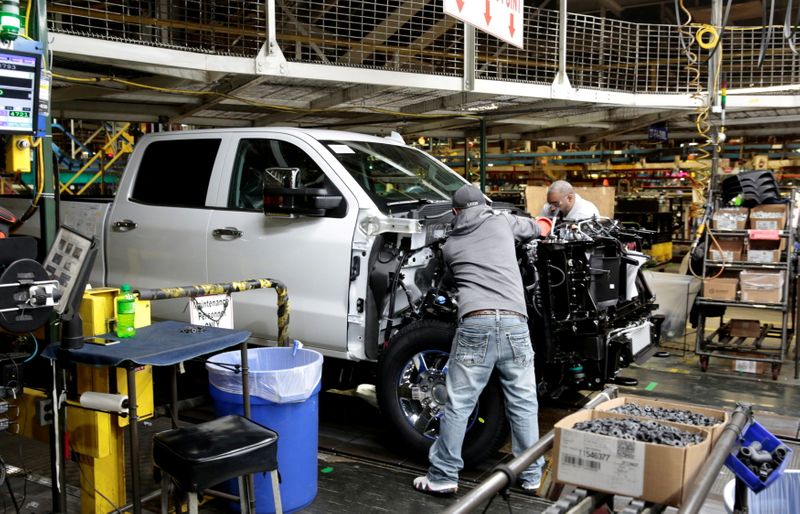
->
xmin=694 ymin=191 xmax=798 ymax=380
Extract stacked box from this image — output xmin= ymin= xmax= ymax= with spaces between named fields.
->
xmin=707 ymin=236 xmax=744 ymax=261
xmin=739 ymin=270 xmax=784 ymax=303
xmin=746 ymin=230 xmax=785 ymax=263
xmin=749 ymin=204 xmax=787 ymax=230
xmin=711 ymin=207 xmax=748 ymax=230
xmin=554 ymin=409 xmax=711 ymax=507
xmin=702 ymin=277 xmax=738 ymax=300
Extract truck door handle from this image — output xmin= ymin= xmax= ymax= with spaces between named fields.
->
xmin=112 ymin=219 xmax=137 ymax=231
xmin=212 ymin=227 xmax=243 ymax=239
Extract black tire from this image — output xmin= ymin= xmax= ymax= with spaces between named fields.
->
xmin=376 ymin=319 xmax=509 ymax=466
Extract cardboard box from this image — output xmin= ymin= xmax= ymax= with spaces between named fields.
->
xmin=554 ymin=409 xmax=710 ymax=507
xmin=707 ymin=236 xmax=744 ymax=262
xmin=594 ymin=396 xmax=729 ymax=445
xmin=749 ymin=204 xmax=788 ymax=230
xmin=729 ymin=319 xmax=762 ymax=338
xmin=702 ymin=277 xmax=738 ymax=301
xmin=746 ymin=232 xmax=785 ymax=263
xmin=712 ymin=207 xmax=748 ymax=230
xmin=739 ymin=270 xmax=784 ymax=303
xmin=730 ymin=353 xmax=769 ymax=375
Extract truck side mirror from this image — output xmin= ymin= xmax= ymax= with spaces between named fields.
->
xmin=262 ymin=167 xmax=344 ymax=218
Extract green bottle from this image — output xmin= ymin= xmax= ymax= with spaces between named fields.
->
xmin=115 ymin=283 xmax=137 ymax=338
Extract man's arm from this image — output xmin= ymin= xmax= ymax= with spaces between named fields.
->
xmin=503 ymin=213 xmax=541 ymax=242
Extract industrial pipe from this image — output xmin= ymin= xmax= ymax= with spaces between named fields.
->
xmin=678 ymin=404 xmax=752 ymax=514
xmin=441 ymin=386 xmax=619 ymax=514
xmin=135 ymin=278 xmax=290 ymax=345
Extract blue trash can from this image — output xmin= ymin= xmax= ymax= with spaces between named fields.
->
xmin=207 ymin=347 xmax=323 ymax=514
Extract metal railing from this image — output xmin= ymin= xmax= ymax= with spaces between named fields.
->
xmin=43 ymin=1 xmax=800 ymax=95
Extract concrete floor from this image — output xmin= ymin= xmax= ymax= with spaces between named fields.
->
xmin=0 ymin=321 xmax=798 ymax=514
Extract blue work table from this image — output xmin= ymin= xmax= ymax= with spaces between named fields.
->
xmin=43 ymin=320 xmax=252 ymax=514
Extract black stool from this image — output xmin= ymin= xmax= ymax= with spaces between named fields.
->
xmin=153 ymin=415 xmax=282 ymax=514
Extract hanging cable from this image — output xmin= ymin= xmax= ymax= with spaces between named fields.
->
xmin=9 ymin=138 xmax=45 ymax=232
xmin=757 ymin=0 xmax=776 ymax=67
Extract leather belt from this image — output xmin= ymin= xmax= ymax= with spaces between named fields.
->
xmin=463 ymin=309 xmax=525 ymax=318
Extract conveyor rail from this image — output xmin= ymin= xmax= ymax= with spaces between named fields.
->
xmin=442 ymin=399 xmax=755 ymax=514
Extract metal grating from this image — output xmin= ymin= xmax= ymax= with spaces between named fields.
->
xmin=47 ymin=0 xmax=267 ymax=57
xmin=277 ymin=0 xmax=464 ymax=76
xmin=475 ymin=7 xmax=559 ymax=85
xmin=42 ymin=1 xmax=800 ymax=96
xmin=722 ymin=28 xmax=800 ymax=90
xmin=564 ymin=15 xmax=697 ymax=94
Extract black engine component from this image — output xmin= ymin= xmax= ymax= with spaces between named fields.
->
xmin=401 ymin=217 xmax=659 ymax=401
xmin=525 ymin=219 xmax=657 ymax=397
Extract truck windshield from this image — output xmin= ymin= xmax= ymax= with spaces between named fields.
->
xmin=323 ymin=140 xmax=466 ymax=213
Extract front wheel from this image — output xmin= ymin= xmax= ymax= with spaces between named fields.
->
xmin=376 ymin=319 xmax=509 ymax=466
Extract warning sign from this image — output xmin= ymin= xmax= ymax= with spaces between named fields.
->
xmin=189 ymin=294 xmax=234 ymax=329
xmin=444 ymin=0 xmax=524 ymax=49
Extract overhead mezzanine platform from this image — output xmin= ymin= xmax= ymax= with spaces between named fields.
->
xmin=44 ymin=0 xmax=800 ymax=138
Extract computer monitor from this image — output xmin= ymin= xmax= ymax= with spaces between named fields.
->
xmin=0 ymin=49 xmax=40 ymax=135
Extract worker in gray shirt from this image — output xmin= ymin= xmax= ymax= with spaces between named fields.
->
xmin=414 ymin=184 xmax=552 ymax=496
xmin=540 ymin=180 xmax=600 ymax=221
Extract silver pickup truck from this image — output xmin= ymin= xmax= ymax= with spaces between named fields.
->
xmin=4 ymin=127 xmax=657 ymax=464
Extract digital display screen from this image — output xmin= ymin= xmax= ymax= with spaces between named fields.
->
xmin=0 ymin=50 xmax=39 ymax=134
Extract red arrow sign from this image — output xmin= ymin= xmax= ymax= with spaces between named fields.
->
xmin=444 ymin=0 xmax=523 ymax=48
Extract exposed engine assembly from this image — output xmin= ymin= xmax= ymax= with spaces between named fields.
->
xmin=524 ymin=218 xmax=660 ymax=398
xmin=392 ymin=214 xmax=661 ymax=398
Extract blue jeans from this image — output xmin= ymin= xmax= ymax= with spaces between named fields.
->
xmin=427 ymin=312 xmax=544 ymax=486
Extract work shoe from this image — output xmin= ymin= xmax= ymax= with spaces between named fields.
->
xmin=413 ymin=476 xmax=458 ymax=496
xmin=520 ymin=479 xmax=541 ymax=494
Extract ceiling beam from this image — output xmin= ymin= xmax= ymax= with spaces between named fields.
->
xmin=169 ymin=75 xmax=264 ymax=124
xmin=400 ymin=92 xmax=497 ymax=114
xmin=252 ymin=84 xmax=390 ymax=126
xmin=343 ymin=0 xmax=435 ymax=65
xmin=310 ymin=84 xmax=390 ymax=110
xmin=583 ymin=110 xmax=688 ymax=142
xmin=53 ymin=74 xmax=199 ymax=102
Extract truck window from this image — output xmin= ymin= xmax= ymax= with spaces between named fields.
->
xmin=229 ymin=139 xmax=325 ymax=210
xmin=132 ymin=139 xmax=221 ymax=207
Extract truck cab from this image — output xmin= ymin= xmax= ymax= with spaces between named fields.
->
xmin=105 ymin=128 xmax=466 ymax=360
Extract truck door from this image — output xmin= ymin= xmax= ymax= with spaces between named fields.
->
xmin=105 ymin=136 xmax=224 ymax=321
xmin=206 ymin=135 xmax=358 ymax=355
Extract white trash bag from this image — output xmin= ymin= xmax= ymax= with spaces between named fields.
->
xmin=207 ymin=345 xmax=323 ymax=404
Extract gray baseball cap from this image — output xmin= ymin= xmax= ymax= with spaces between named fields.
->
xmin=452 ymin=184 xmax=487 ymax=209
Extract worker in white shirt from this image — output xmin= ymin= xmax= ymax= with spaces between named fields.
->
xmin=540 ymin=180 xmax=600 ymax=221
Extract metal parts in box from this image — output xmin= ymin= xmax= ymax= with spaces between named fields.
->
xmin=554 ymin=409 xmax=711 ymax=507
